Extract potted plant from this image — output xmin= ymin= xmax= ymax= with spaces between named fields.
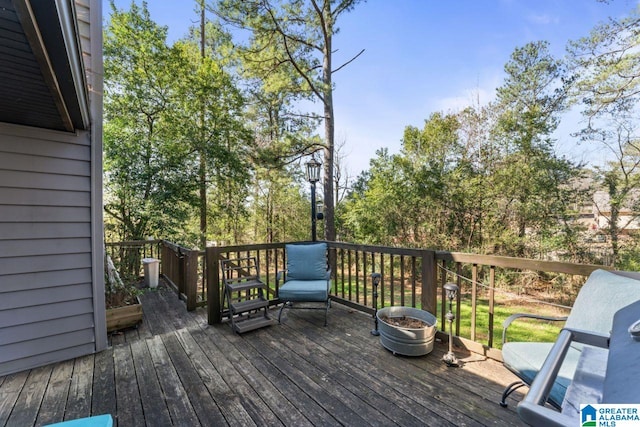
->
xmin=105 ymin=254 xmax=143 ymax=332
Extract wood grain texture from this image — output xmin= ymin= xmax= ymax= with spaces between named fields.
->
xmin=0 ymin=280 xmax=525 ymax=426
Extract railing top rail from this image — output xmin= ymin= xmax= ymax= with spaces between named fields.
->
xmin=435 ymin=251 xmax=611 ymax=276
xmin=106 ymin=239 xmax=162 ymax=246
xmin=207 ymin=241 xmax=429 ymax=258
xmin=328 ymin=241 xmax=426 ymax=256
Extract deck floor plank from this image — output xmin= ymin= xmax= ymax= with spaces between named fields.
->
xmin=0 ymin=370 xmax=29 ymax=426
xmin=35 ymin=359 xmax=73 ymax=426
xmin=160 ymin=331 xmax=228 ymax=427
xmin=265 ymin=319 xmax=434 ymax=426
xmin=0 ymin=280 xmax=527 ymax=426
xmin=248 ymin=327 xmax=410 ymax=427
xmin=64 ymin=354 xmax=94 ymax=421
xmin=237 ymin=328 xmax=372 ymax=426
xmin=145 ymin=335 xmax=201 ymax=426
xmin=5 ymin=365 xmax=51 ymax=427
xmin=91 ymin=347 xmax=117 ymax=419
xmin=193 ymin=324 xmax=324 ymax=426
xmin=276 ymin=314 xmax=466 ymax=426
xmin=281 ymin=309 xmax=520 ymax=426
xmin=173 ymin=328 xmax=258 ymax=427
xmin=128 ymin=339 xmax=173 ymax=427
xmin=192 ymin=323 xmax=288 ymax=426
xmin=113 ymin=344 xmax=144 ymax=427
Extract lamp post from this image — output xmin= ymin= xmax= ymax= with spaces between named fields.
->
xmin=370 ymin=273 xmax=381 ymax=336
xmin=305 ymin=157 xmax=322 ymax=241
xmin=443 ymin=282 xmax=459 ymax=367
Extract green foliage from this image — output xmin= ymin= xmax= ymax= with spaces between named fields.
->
xmin=104 ymin=2 xmax=195 ymax=242
xmin=340 ymin=42 xmax=585 ymax=260
xmin=568 ymin=6 xmax=640 ymax=266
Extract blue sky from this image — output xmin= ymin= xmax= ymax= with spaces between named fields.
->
xmin=107 ymin=0 xmax=638 ymax=176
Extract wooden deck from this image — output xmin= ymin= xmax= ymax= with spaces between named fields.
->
xmin=0 ymin=281 xmax=526 ymax=426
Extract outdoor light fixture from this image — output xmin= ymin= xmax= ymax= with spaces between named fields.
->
xmin=371 ymin=273 xmax=382 ymax=336
xmin=305 ymin=157 xmax=321 ymax=184
xmin=443 ymin=282 xmax=459 ymax=367
xmin=305 ymin=157 xmax=322 ymax=241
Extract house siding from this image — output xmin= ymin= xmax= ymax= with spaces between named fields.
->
xmin=0 ymin=124 xmax=97 ymax=375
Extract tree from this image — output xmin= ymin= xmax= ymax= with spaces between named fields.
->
xmin=173 ymin=3 xmax=251 ymax=248
xmin=569 ymin=6 xmax=640 ymax=266
xmin=568 ymin=8 xmax=640 ymax=123
xmin=491 ymin=41 xmax=579 ymax=256
xmin=214 ymin=0 xmax=365 ymax=241
xmin=103 ymin=2 xmax=193 ymax=242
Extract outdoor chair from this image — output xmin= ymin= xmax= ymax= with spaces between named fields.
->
xmin=500 ymin=268 xmax=640 ymax=409
xmin=276 ymin=242 xmax=331 ymax=326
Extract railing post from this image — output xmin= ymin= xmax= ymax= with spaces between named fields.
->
xmin=207 ymin=246 xmax=222 ymax=324
xmin=184 ymin=249 xmax=198 ymax=311
xmin=420 ymin=249 xmax=437 ymax=315
xmin=178 ymin=250 xmax=186 ymax=296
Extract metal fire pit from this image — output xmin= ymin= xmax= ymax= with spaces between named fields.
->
xmin=376 ymin=306 xmax=438 ymax=356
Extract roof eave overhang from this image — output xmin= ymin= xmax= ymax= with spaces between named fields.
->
xmin=12 ymin=0 xmax=90 ymax=132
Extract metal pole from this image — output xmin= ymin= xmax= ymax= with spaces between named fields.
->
xmin=311 ymin=182 xmax=317 ymax=242
xmin=371 ymin=273 xmax=381 ymax=336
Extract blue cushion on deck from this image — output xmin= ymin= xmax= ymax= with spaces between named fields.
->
xmin=565 ymin=269 xmax=640 ymax=334
xmin=45 ymin=414 xmax=113 ymax=427
xmin=286 ymin=243 xmax=327 ymax=280
xmin=278 ymin=279 xmax=329 ymax=302
xmin=502 ymin=342 xmax=580 ymax=407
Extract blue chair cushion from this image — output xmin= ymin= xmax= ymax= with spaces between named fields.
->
xmin=565 ymin=269 xmax=640 ymax=334
xmin=502 ymin=342 xmax=581 ymax=407
xmin=278 ymin=279 xmax=329 ymax=302
xmin=286 ymin=243 xmax=327 ymax=280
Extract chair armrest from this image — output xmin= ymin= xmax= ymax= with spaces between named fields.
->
xmin=502 ymin=313 xmax=568 ymax=344
xmin=276 ymin=270 xmax=285 ymax=286
xmin=517 ymin=401 xmax=576 ymax=427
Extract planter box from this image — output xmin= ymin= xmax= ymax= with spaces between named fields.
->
xmin=106 ymin=297 xmax=142 ymax=332
xmin=377 ymin=306 xmax=437 ymax=356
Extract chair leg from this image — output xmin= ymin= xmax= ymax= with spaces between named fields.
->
xmin=500 ymin=380 xmax=526 ymax=407
xmin=278 ymin=302 xmax=286 ymax=324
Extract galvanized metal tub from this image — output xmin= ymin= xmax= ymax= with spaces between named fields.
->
xmin=377 ymin=306 xmax=438 ymax=356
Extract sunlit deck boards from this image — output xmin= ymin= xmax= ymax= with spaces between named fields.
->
xmin=0 ymin=282 xmax=525 ymax=426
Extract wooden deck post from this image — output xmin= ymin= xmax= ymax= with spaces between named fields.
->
xmin=184 ymin=249 xmax=198 ymax=311
xmin=207 ymin=246 xmax=222 ymax=324
xmin=420 ymin=249 xmax=437 ymax=316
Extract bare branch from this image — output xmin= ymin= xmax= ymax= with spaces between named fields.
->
xmin=333 ymin=48 xmax=365 ymax=74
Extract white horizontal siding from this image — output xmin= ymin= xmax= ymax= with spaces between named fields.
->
xmin=0 ymin=123 xmax=98 ymax=375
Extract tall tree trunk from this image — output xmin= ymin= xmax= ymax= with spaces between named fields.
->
xmin=198 ymin=2 xmax=207 ymax=249
xmin=322 ymin=4 xmax=335 ymax=242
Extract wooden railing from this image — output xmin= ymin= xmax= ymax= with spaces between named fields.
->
xmin=160 ymin=241 xmax=206 ymax=311
xmin=205 ymin=241 xmax=608 ymax=360
xmin=433 ymin=252 xmax=607 ymax=359
xmin=105 ymin=239 xmax=162 ymax=282
xmin=107 ymin=239 xmax=609 ymax=360
xmin=106 ymin=240 xmax=205 ymax=311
